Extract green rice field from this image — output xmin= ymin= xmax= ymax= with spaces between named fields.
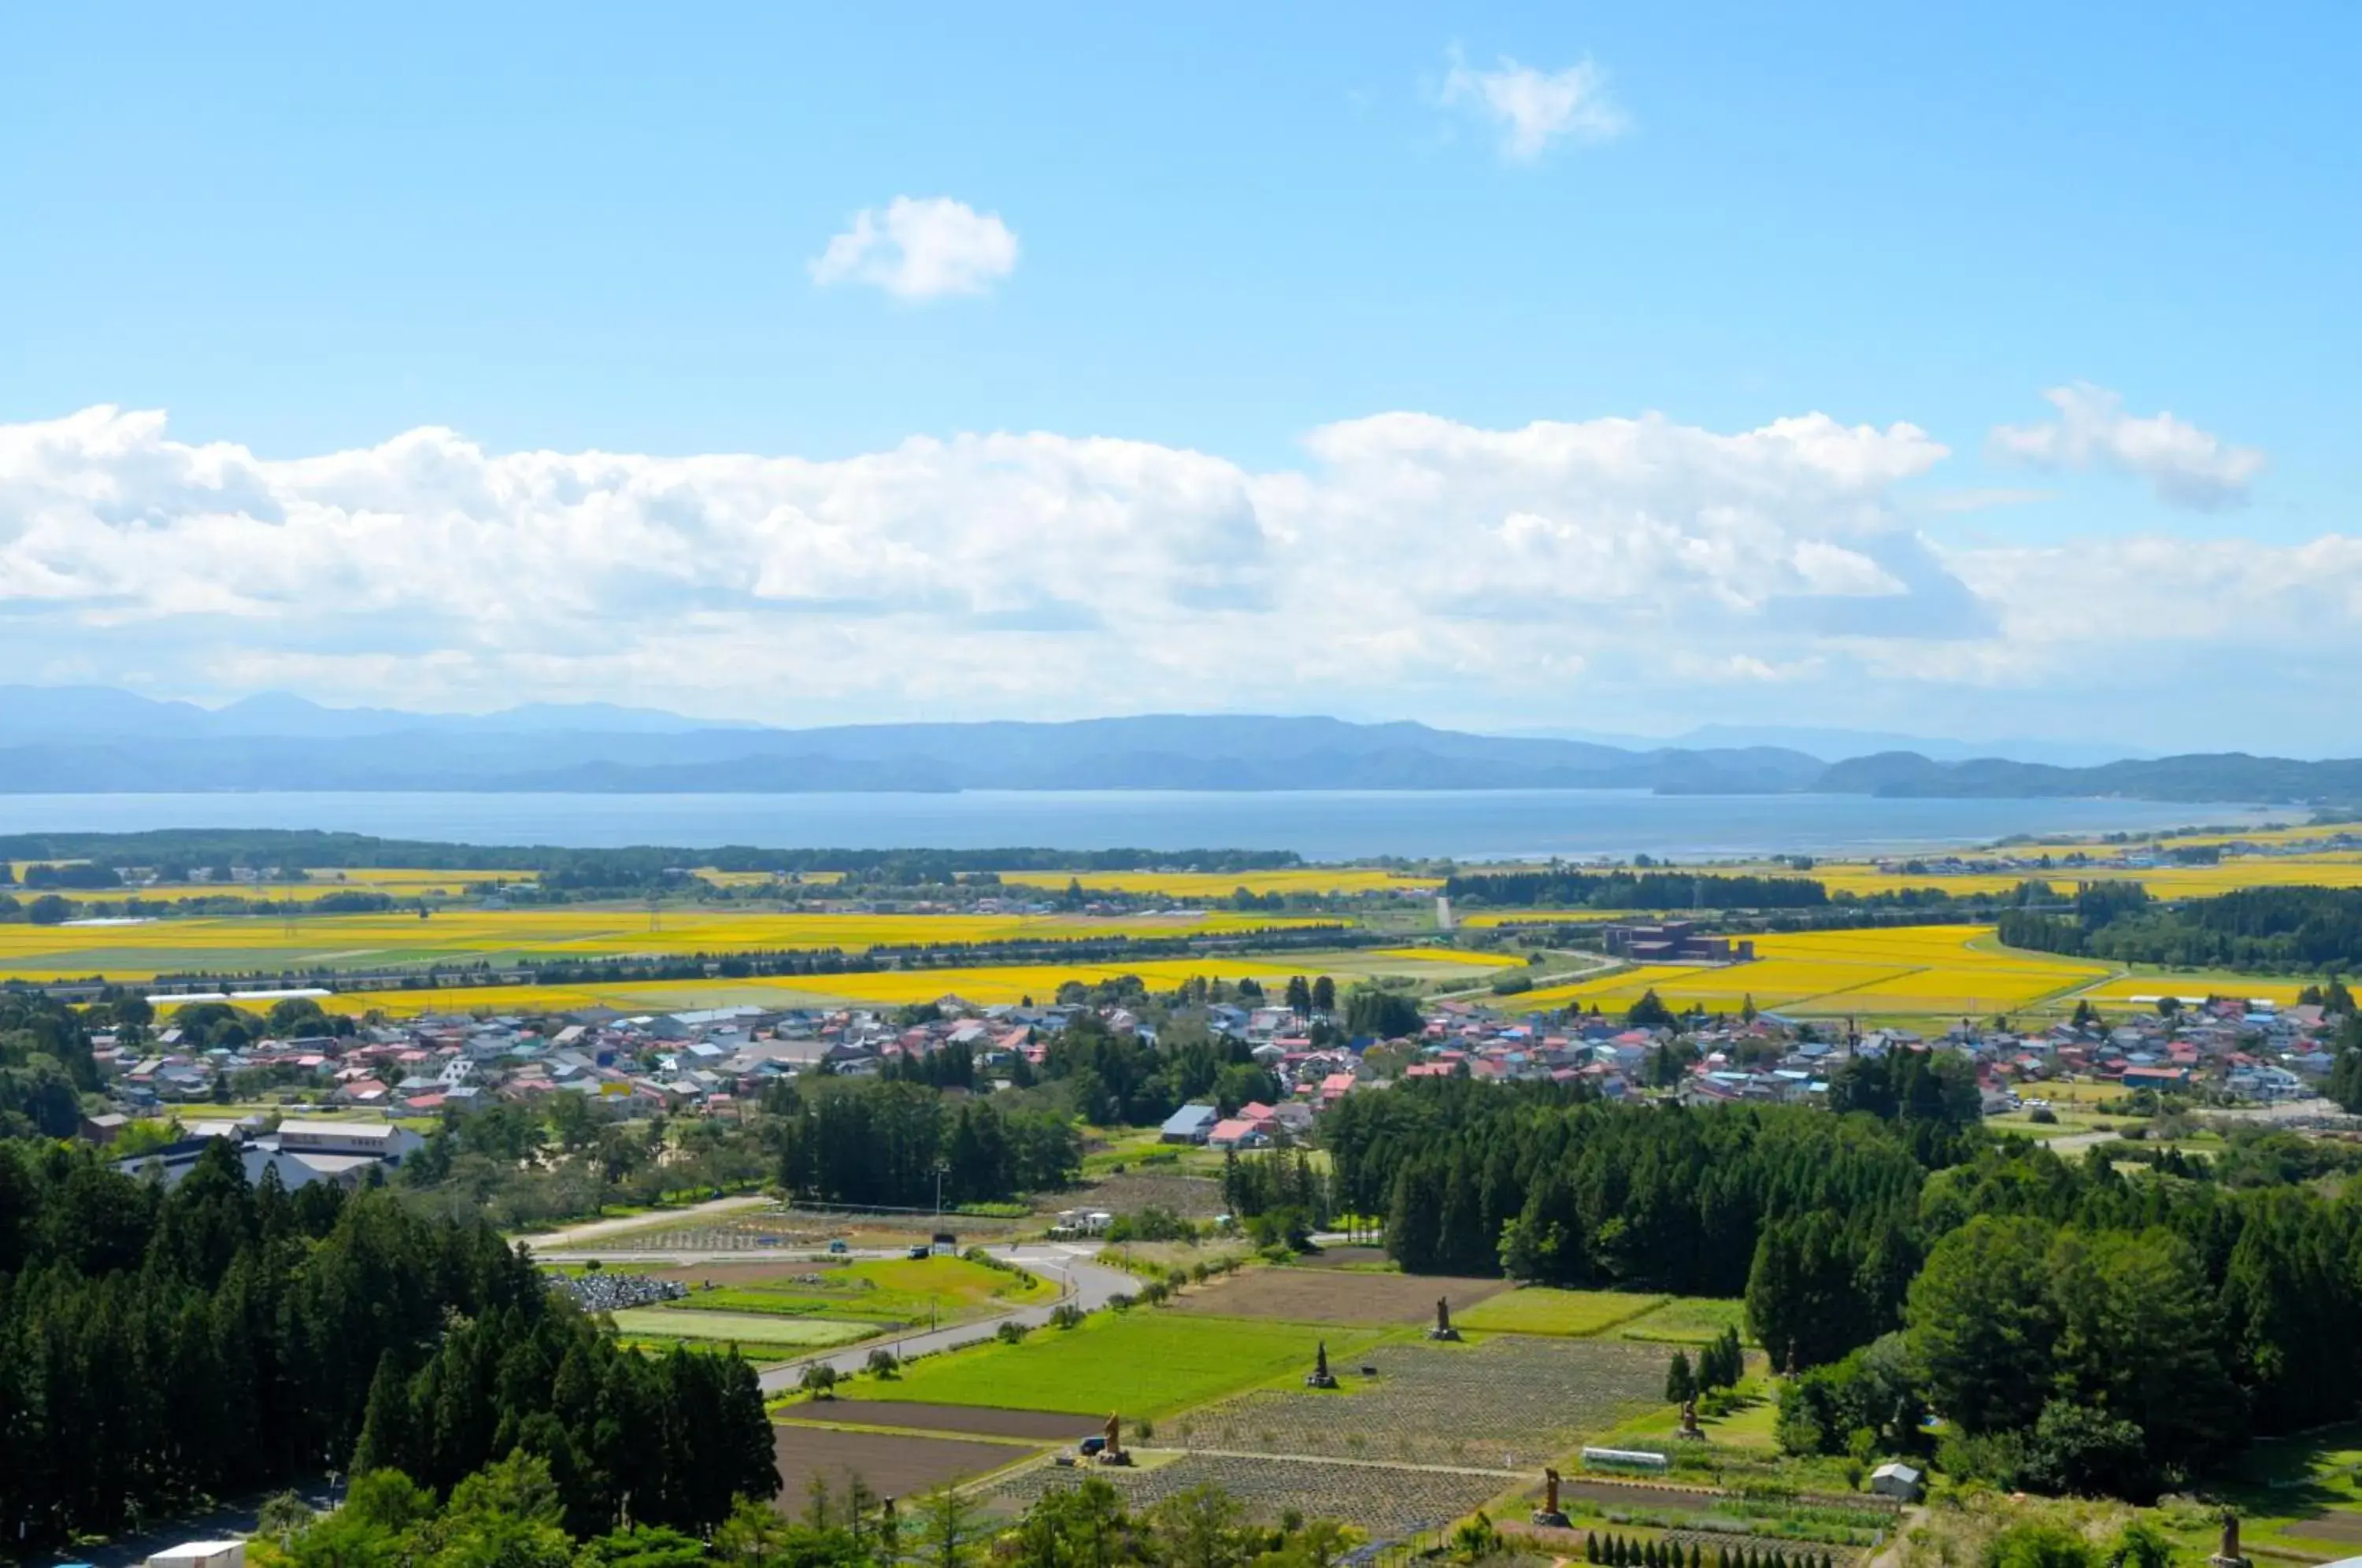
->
xmin=842 ymin=1310 xmax=1386 ymax=1418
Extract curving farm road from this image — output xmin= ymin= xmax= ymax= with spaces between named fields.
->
xmin=756 ymin=1242 xmax=1138 ymax=1394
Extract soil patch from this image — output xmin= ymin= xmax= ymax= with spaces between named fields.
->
xmin=1169 ymin=1267 xmax=1509 ymax=1324
xmin=1171 ymin=1335 xmax=1667 ymax=1469
xmin=2290 ymin=1514 xmax=2362 ymax=1544
xmin=771 ymin=1426 xmax=1026 ymax=1508
xmin=789 ymin=1402 xmax=1101 ymax=1442
xmin=1294 ymin=1247 xmax=1389 ymax=1270
xmin=1047 ymin=1171 xmax=1227 ymax=1219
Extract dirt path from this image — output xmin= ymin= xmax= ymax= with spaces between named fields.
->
xmin=1864 ymin=1505 xmax=1925 ymax=1568
xmin=511 ymin=1193 xmax=772 ymax=1251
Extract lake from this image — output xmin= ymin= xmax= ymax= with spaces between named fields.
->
xmin=0 ymin=790 xmax=2277 ymax=860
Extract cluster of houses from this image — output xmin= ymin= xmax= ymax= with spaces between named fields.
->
xmin=79 ymin=973 xmax=2352 ymax=1196
xmin=1954 ymin=996 xmax=2340 ymax=1104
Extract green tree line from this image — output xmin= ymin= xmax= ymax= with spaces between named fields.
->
xmin=0 ymin=1136 xmax=773 ymax=1548
xmin=1440 ymin=868 xmax=1830 ymax=910
xmin=2001 ymin=882 xmax=2362 ymax=971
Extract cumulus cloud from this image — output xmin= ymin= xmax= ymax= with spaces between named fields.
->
xmin=0 ymin=400 xmax=2351 ymax=737
xmin=1439 ymin=49 xmax=1628 ymax=160
xmin=1989 ymin=383 xmax=2264 ymax=510
xmin=809 ymin=196 xmax=1019 ymax=299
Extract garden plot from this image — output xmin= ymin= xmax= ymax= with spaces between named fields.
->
xmin=989 ymin=1452 xmax=1513 ymax=1541
xmin=577 ymin=1207 xmax=1023 ymax=1256
xmin=788 ymin=1402 xmax=1101 ymax=1442
xmin=771 ymin=1426 xmax=1029 ymax=1510
xmin=1169 ymin=1267 xmax=1511 ymax=1325
xmin=1168 ymin=1336 xmax=1668 ymax=1469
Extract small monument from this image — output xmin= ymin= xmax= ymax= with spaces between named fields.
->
xmin=1305 ymin=1338 xmax=1340 ymax=1389
xmin=1677 ymin=1398 xmax=1704 ymax=1440
xmin=1531 ymin=1467 xmax=1571 ymax=1529
xmin=1098 ymin=1411 xmax=1131 ymax=1466
xmin=2212 ymin=1513 xmax=2248 ymax=1568
xmin=1427 ymin=1295 xmax=1463 ymax=1342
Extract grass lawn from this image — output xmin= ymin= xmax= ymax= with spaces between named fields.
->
xmin=844 ymin=1308 xmax=1386 ymax=1418
xmin=1455 ymin=1287 xmax=1669 ymax=1337
xmin=1617 ymin=1296 xmax=1750 ymax=1344
xmin=611 ymin=1307 xmax=876 ymax=1348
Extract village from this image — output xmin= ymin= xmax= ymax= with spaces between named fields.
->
xmin=80 ymin=973 xmax=2354 ymax=1192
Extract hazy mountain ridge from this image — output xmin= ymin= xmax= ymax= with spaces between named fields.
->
xmin=0 ymin=689 xmax=2349 ymax=802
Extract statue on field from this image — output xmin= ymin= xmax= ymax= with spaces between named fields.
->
xmin=2213 ymin=1513 xmax=2247 ymax=1568
xmin=1679 ymin=1398 xmax=1703 ymax=1439
xmin=1098 ymin=1411 xmax=1130 ymax=1466
xmin=1428 ymin=1295 xmax=1462 ymax=1341
xmin=1531 ymin=1467 xmax=1570 ymax=1529
xmin=1305 ymin=1338 xmax=1339 ymax=1389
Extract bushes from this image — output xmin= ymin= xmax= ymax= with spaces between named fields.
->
xmin=864 ymin=1348 xmax=901 ymax=1379
xmin=1582 ymin=1533 xmax=1834 ymax=1568
xmin=1107 ymin=1204 xmax=1196 ymax=1244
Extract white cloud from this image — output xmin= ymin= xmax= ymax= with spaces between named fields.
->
xmin=0 ymin=401 xmax=2354 ymax=743
xmin=1439 ymin=49 xmax=1628 ymax=161
xmin=809 ymin=196 xmax=1018 ymax=300
xmin=1988 ymin=383 xmax=2264 ymax=510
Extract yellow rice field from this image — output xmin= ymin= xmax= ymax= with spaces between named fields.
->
xmin=0 ymin=907 xmax=1337 ymax=982
xmin=1742 ymin=848 xmax=2362 ymax=900
xmin=1516 ymin=925 xmax=2112 ymax=1019
xmin=321 ymin=946 xmax=1510 ymax=1017
xmin=2069 ymin=974 xmax=2312 ymax=1008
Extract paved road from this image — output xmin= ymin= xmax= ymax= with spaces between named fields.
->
xmin=61 ymin=1481 xmax=339 ymax=1568
xmin=758 ymin=1243 xmax=1136 ymax=1394
xmin=510 ymin=1193 xmax=772 ymax=1252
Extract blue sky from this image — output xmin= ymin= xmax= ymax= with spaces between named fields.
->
xmin=1 ymin=4 xmax=2356 ymax=745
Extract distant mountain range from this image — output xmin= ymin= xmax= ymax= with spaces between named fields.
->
xmin=1509 ymin=723 xmax=2156 ymax=768
xmin=0 ymin=687 xmax=2351 ymax=804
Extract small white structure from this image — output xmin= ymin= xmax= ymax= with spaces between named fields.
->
xmin=150 ymin=1542 xmax=246 ymax=1568
xmin=1870 ymin=1461 xmax=1924 ymax=1501
xmin=1435 ymin=896 xmax=1455 ymax=932
xmin=1580 ymin=1446 xmax=1669 ymax=1471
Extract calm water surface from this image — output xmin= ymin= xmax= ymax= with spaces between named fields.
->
xmin=0 ymin=790 xmax=2277 ymax=860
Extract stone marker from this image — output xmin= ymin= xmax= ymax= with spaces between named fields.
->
xmin=1427 ymin=1295 xmax=1462 ymax=1342
xmin=1305 ymin=1338 xmax=1340 ymax=1389
xmin=2213 ymin=1513 xmax=2247 ymax=1568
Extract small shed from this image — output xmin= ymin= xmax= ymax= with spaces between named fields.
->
xmin=1870 ymin=1462 xmax=1923 ymax=1501
xmin=149 ymin=1544 xmax=247 ymax=1568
